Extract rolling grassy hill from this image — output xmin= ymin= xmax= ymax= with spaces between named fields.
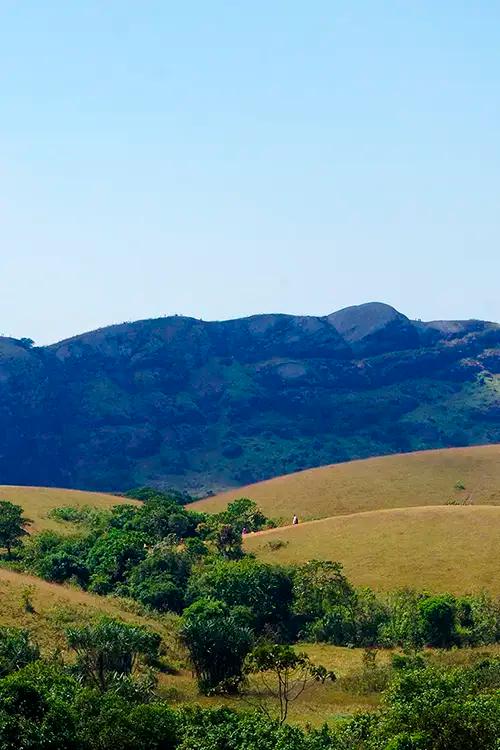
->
xmin=0 ymin=566 xmax=173 ymax=652
xmin=0 ymin=485 xmax=138 ymax=533
xmin=192 ymin=445 xmax=500 ymax=522
xmin=0 ymin=567 xmax=393 ymax=722
xmin=244 ymin=505 xmax=500 ymax=594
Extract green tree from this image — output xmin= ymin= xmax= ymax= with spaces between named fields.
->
xmin=125 ymin=545 xmax=191 ymax=612
xmin=214 ymin=523 xmax=243 ymax=559
xmin=293 ymin=560 xmax=355 ymax=623
xmin=176 ymin=706 xmax=313 ymax=750
xmin=418 ymin=595 xmax=458 ymax=648
xmin=187 ymin=557 xmax=293 ymax=635
xmin=373 ymin=664 xmax=500 ymax=750
xmin=244 ymin=643 xmax=335 ymax=725
xmin=0 ymin=501 xmax=29 ymax=557
xmin=179 ymin=599 xmax=253 ymax=695
xmin=66 ymin=618 xmax=161 ymax=692
xmin=0 ymin=662 xmax=79 ymax=749
xmin=0 ymin=627 xmax=40 ymax=678
xmin=86 ymin=529 xmax=148 ymax=594
xmin=214 ymin=498 xmax=269 ymax=533
xmin=381 ymin=589 xmax=426 ymax=650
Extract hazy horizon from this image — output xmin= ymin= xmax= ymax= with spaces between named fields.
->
xmin=1 ymin=2 xmax=499 ymax=344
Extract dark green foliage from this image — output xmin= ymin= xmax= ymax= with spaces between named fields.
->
xmin=179 ymin=599 xmax=254 ymax=694
xmin=294 ymin=562 xmax=389 ymax=647
xmin=455 ymin=593 xmax=500 ymax=646
xmin=20 ymin=530 xmax=92 ymax=586
xmin=74 ymin=691 xmax=179 ymax=750
xmin=213 ymin=498 xmax=270 ymax=533
xmin=125 ymin=545 xmax=191 ymax=613
xmin=126 ymin=486 xmax=194 ymax=506
xmin=0 ymin=628 xmax=40 ymax=678
xmin=214 ymin=523 xmax=244 ymax=559
xmin=0 ymin=647 xmax=497 ymax=749
xmin=38 ymin=550 xmax=89 ymax=586
xmin=66 ymin=618 xmax=161 ymax=692
xmin=371 ymin=664 xmax=500 ymax=750
xmin=86 ymin=529 xmax=148 ymax=594
xmin=187 ymin=558 xmax=293 ymax=635
xmin=418 ymin=595 xmax=458 ymax=648
xmin=0 ymin=662 xmax=80 ymax=750
xmin=176 ymin=706 xmax=317 ymax=750
xmin=0 ymin=501 xmax=29 ymax=557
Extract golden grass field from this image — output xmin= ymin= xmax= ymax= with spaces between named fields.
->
xmin=0 ymin=567 xmax=176 ymax=653
xmin=245 ymin=505 xmax=500 ymax=594
xmin=0 ymin=485 xmax=138 ymax=533
xmin=192 ymin=445 xmax=500 ymax=522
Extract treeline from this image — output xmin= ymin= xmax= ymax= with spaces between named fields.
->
xmin=3 ymin=490 xmax=498 ymax=659
xmin=0 ymin=621 xmax=498 ymax=749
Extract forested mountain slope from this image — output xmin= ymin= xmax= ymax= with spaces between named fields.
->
xmin=0 ymin=302 xmax=498 ymax=492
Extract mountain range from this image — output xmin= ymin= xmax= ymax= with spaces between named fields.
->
xmin=1 ymin=302 xmax=499 ymax=493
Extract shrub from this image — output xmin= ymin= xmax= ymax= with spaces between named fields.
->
xmin=66 ymin=618 xmax=161 ymax=692
xmin=179 ymin=599 xmax=253 ymax=694
xmin=0 ymin=627 xmax=40 ymax=677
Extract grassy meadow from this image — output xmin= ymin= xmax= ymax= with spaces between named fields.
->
xmin=244 ymin=505 xmax=500 ymax=594
xmin=0 ymin=485 xmax=138 ymax=533
xmin=192 ymin=444 xmax=500 ymax=521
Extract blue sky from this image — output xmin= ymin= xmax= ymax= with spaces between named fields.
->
xmin=0 ymin=1 xmax=499 ymax=343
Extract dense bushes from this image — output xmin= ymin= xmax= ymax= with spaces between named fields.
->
xmin=187 ymin=557 xmax=293 ymax=636
xmin=0 ymin=644 xmax=498 ymax=749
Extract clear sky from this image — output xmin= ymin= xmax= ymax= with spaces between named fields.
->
xmin=1 ymin=1 xmax=499 ymax=344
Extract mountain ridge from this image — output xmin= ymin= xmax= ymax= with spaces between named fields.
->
xmin=0 ymin=302 xmax=499 ymax=492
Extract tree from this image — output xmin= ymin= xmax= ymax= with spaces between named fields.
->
xmin=66 ymin=618 xmax=161 ymax=692
xmin=244 ymin=643 xmax=335 ymax=725
xmin=179 ymin=599 xmax=253 ymax=695
xmin=186 ymin=557 xmax=293 ymax=635
xmin=293 ymin=560 xmax=360 ymax=644
xmin=0 ymin=627 xmax=40 ymax=677
xmin=418 ymin=595 xmax=458 ymax=648
xmin=86 ymin=529 xmax=148 ymax=594
xmin=293 ymin=560 xmax=355 ymax=621
xmin=125 ymin=545 xmax=190 ymax=612
xmin=381 ymin=589 xmax=426 ymax=650
xmin=214 ymin=498 xmax=269 ymax=533
xmin=214 ymin=524 xmax=243 ymax=560
xmin=0 ymin=662 xmax=79 ymax=750
xmin=0 ymin=501 xmax=29 ymax=557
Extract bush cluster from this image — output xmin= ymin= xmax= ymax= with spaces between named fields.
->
xmin=0 ymin=621 xmax=498 ymax=750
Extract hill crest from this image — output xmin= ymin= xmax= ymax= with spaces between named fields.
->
xmin=0 ymin=304 xmax=499 ymax=492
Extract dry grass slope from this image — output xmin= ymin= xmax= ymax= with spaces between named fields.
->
xmin=0 ymin=485 xmax=139 ymax=533
xmin=193 ymin=445 xmax=500 ymax=522
xmin=0 ymin=567 xmax=175 ymax=653
xmin=245 ymin=505 xmax=500 ymax=595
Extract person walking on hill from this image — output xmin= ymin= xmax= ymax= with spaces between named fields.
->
xmin=292 ymin=514 xmax=299 ymax=526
